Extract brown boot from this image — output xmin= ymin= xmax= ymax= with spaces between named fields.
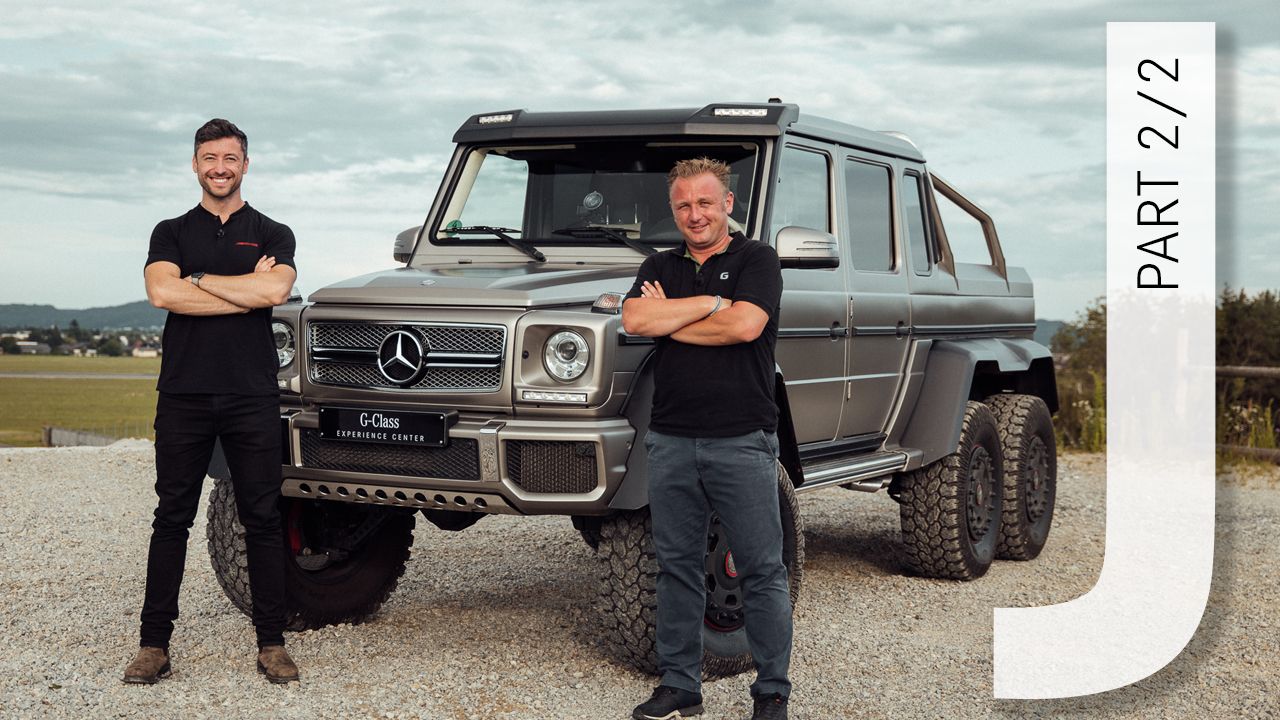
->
xmin=122 ymin=647 xmax=171 ymax=684
xmin=256 ymin=645 xmax=300 ymax=684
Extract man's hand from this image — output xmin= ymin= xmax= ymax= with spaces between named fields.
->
xmin=639 ymin=280 xmax=667 ymax=300
xmin=198 ymin=259 xmax=295 ymax=308
xmin=145 ymin=261 xmax=251 ymax=316
xmin=622 ymin=280 xmax=728 ymax=337
xmin=670 ymin=299 xmax=769 ymax=346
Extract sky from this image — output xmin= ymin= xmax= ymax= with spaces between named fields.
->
xmin=1 ymin=1 xmax=1277 ymax=321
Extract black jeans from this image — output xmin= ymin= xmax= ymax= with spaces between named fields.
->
xmin=140 ymin=392 xmax=286 ymax=649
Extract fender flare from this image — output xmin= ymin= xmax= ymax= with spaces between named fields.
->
xmin=608 ymin=351 xmax=658 ymax=510
xmin=899 ymin=338 xmax=1056 ymax=467
xmin=608 ymin=360 xmax=801 ymax=510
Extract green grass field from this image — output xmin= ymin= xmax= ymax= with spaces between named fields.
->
xmin=0 ymin=373 xmax=159 ymax=447
xmin=0 ymin=354 xmax=162 ymax=375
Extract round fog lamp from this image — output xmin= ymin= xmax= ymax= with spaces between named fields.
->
xmin=543 ymin=330 xmax=589 ymax=382
xmin=272 ymin=321 xmax=295 ymax=367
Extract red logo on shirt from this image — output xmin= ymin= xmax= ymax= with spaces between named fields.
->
xmin=235 ymin=242 xmax=259 ymax=247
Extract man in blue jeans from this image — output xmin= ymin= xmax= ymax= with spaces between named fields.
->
xmin=622 ymin=157 xmax=790 ymax=720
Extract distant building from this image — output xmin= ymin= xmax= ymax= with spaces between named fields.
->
xmin=131 ymin=347 xmax=159 ymax=359
xmin=16 ymin=341 xmax=51 ymax=355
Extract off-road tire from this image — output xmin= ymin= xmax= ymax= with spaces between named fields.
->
xmin=206 ymin=478 xmax=415 ymax=629
xmin=898 ymin=401 xmax=1004 ymax=580
xmin=985 ymin=393 xmax=1057 ymax=560
xmin=207 ymin=478 xmax=255 ymax=619
xmin=596 ymin=461 xmax=804 ymax=677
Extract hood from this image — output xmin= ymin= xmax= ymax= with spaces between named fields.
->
xmin=307 ymin=263 xmax=641 ymax=308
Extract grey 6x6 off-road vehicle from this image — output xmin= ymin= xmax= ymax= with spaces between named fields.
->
xmin=206 ymin=102 xmax=1058 ymax=677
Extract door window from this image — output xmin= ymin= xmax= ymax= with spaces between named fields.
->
xmin=843 ymin=159 xmax=894 ymax=272
xmin=903 ymin=171 xmax=932 ymax=274
xmin=771 ymin=145 xmax=831 ymax=235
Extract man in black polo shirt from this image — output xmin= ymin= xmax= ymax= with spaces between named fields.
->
xmin=623 ymin=158 xmax=790 ymax=720
xmin=123 ymin=119 xmax=299 ymax=685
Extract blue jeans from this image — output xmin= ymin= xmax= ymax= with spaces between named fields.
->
xmin=645 ymin=428 xmax=792 ymax=698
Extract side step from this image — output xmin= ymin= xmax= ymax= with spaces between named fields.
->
xmin=795 ymin=451 xmax=908 ymax=495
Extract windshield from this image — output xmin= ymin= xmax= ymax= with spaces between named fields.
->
xmin=432 ymin=141 xmax=759 ymax=249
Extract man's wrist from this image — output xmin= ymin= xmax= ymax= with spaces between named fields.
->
xmin=706 ymin=295 xmax=722 ymax=318
xmin=189 ymin=272 xmax=206 ymax=288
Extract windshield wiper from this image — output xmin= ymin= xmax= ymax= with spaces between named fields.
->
xmin=552 ymin=225 xmax=657 ymax=257
xmin=445 ymin=225 xmax=546 ymax=263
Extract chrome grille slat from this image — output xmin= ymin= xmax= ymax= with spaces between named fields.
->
xmin=307 ymin=322 xmax=506 ymax=392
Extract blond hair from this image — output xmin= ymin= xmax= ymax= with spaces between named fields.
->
xmin=667 ymin=157 xmax=731 ymax=194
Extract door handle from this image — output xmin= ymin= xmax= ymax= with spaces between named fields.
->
xmin=896 ymin=321 xmax=908 ymax=337
xmin=830 ymin=323 xmax=850 ymax=338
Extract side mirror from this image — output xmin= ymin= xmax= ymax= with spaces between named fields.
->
xmin=394 ymin=226 xmax=422 ymax=263
xmin=776 ymin=226 xmax=839 ymax=269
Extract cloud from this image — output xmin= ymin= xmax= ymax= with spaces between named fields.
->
xmin=0 ymin=1 xmax=1277 ymax=316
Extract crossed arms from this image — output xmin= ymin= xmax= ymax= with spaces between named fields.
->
xmin=621 ymin=280 xmax=769 ymax=346
xmin=144 ymin=256 xmax=296 ymax=316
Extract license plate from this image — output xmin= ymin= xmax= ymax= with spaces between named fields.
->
xmin=318 ymin=407 xmax=455 ymax=447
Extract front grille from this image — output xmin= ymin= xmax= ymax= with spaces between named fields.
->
xmin=300 ymin=429 xmax=480 ymax=480
xmin=505 ymin=440 xmax=598 ymax=494
xmin=311 ymin=361 xmax=502 ymax=390
xmin=308 ymin=322 xmax=505 ymax=392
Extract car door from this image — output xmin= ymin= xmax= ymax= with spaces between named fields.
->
xmin=769 ymin=141 xmax=848 ymax=444
xmin=837 ymin=153 xmax=912 ymax=440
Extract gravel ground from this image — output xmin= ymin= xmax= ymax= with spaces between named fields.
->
xmin=0 ymin=444 xmax=1276 ymax=719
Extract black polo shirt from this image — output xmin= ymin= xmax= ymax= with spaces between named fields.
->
xmin=625 ymin=232 xmax=782 ymax=438
xmin=145 ymin=203 xmax=296 ymax=395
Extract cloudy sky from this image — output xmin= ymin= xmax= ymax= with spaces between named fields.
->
xmin=1 ymin=1 xmax=1276 ymax=320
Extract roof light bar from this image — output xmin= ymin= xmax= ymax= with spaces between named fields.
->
xmin=713 ymin=107 xmax=769 ymax=118
xmin=478 ymin=113 xmax=514 ymax=124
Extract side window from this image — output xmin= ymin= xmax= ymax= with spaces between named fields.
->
xmin=771 ymin=145 xmax=830 ymax=235
xmin=934 ymin=190 xmax=993 ymax=265
xmin=902 ymin=171 xmax=931 ymax=274
xmin=843 ymin=158 xmax=894 ymax=272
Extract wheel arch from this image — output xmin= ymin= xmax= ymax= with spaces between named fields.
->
xmin=898 ymin=338 xmax=1057 ymax=468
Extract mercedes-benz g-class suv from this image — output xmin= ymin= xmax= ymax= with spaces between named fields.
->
xmin=206 ymin=102 xmax=1059 ymax=677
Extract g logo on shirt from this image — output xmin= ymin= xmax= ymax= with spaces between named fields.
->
xmin=719 ymin=272 xmax=729 ymax=280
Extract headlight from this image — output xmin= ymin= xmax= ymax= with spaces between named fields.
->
xmin=543 ymin=330 xmax=589 ymax=382
xmin=272 ymin=321 xmax=295 ymax=368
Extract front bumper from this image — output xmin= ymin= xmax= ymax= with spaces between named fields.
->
xmin=280 ymin=408 xmax=635 ymax=515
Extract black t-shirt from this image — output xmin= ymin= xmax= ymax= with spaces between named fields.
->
xmin=624 ymin=232 xmax=782 ymax=437
xmin=145 ymin=203 xmax=296 ymax=395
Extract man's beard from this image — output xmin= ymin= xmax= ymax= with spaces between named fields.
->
xmin=199 ymin=173 xmax=242 ymax=199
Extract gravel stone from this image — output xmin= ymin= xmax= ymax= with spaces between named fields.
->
xmin=0 ymin=446 xmax=1275 ymax=718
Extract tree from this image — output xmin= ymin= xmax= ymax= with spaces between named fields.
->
xmin=1051 ymin=297 xmax=1105 ymax=375
xmin=0 ymin=337 xmax=17 ymax=354
xmin=97 ymin=338 xmax=125 ymax=357
xmin=1050 ymin=298 xmax=1106 ymax=450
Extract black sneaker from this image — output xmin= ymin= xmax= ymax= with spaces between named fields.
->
xmin=632 ymin=685 xmax=704 ymax=719
xmin=751 ymin=693 xmax=788 ymax=720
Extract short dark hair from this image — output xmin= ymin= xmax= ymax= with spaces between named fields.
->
xmin=194 ymin=118 xmax=247 ymax=156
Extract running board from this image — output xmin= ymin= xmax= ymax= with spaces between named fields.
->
xmin=795 ymin=451 xmax=908 ymax=494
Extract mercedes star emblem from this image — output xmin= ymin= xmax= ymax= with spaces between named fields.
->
xmin=377 ymin=329 xmax=426 ymax=385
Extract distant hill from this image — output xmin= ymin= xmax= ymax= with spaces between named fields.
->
xmin=0 ymin=301 xmax=166 ymax=330
xmin=1035 ymin=319 xmax=1064 ymax=348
